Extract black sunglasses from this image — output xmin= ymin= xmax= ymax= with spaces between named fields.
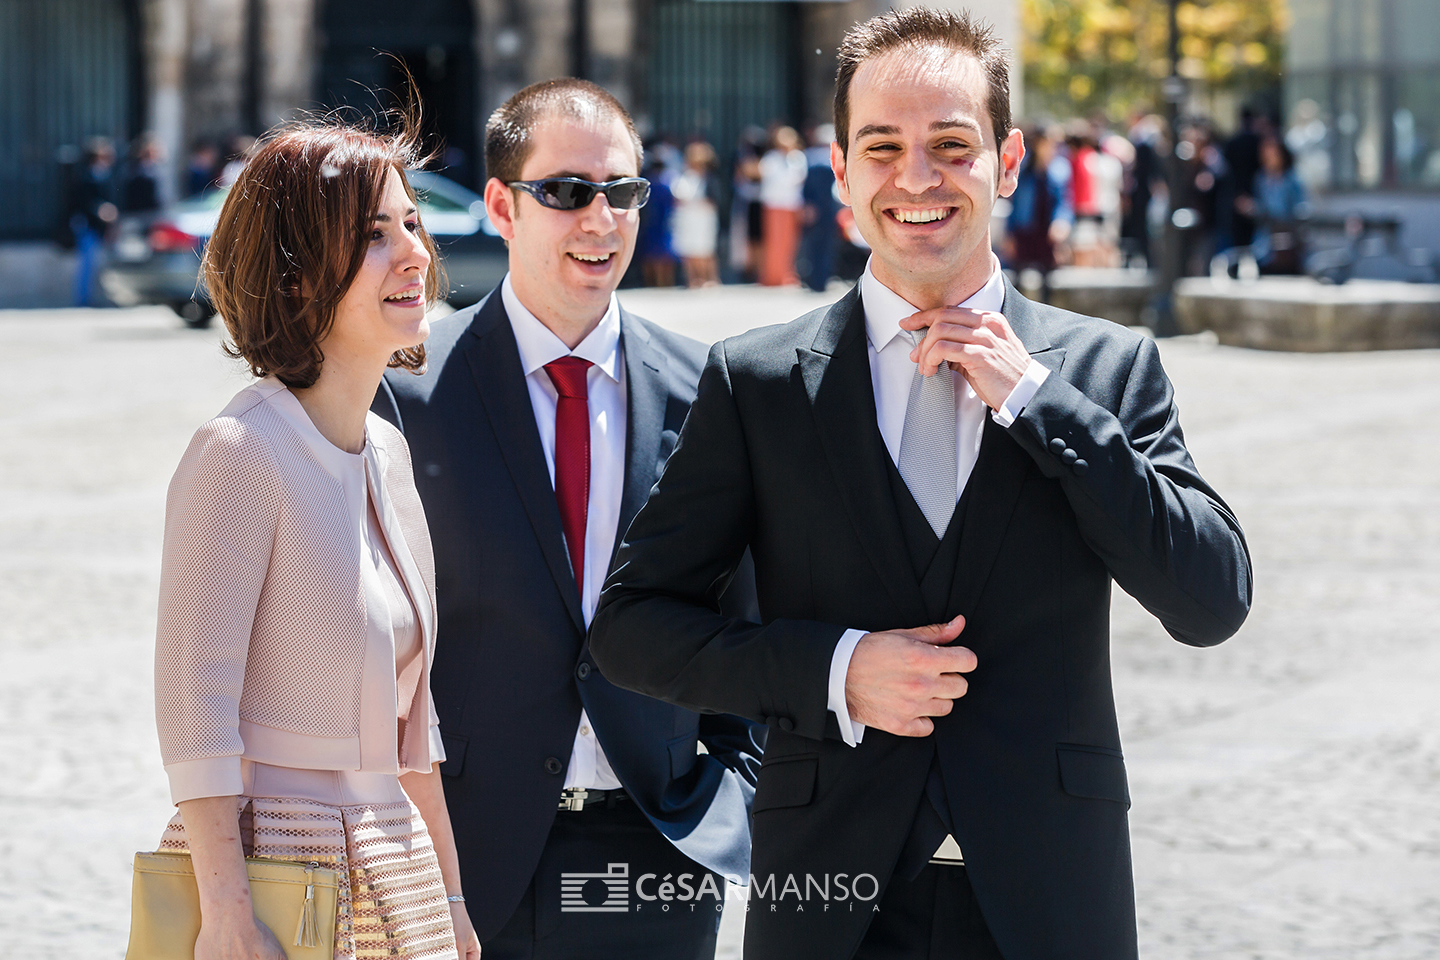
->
xmin=508 ymin=177 xmax=651 ymax=211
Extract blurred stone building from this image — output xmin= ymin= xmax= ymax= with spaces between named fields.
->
xmin=0 ymin=0 xmax=1021 ymax=240
xmin=1284 ymin=0 xmax=1440 ymax=259
xmin=1286 ymin=0 xmax=1440 ymax=192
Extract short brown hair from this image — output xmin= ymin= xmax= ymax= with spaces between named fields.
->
xmin=484 ymin=78 xmax=643 ymax=185
xmin=834 ymin=7 xmax=1012 ymax=157
xmin=204 ymin=120 xmax=446 ymax=388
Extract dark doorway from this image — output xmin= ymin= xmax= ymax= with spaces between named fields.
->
xmin=641 ymin=0 xmax=804 ymax=282
xmin=318 ymin=0 xmax=479 ymax=190
xmin=646 ymin=0 xmax=804 ymax=158
xmin=0 ymin=0 xmax=142 ymax=240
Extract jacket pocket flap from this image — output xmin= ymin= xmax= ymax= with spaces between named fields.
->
xmin=752 ymin=755 xmax=818 ymax=813
xmin=1056 ymin=743 xmax=1129 ymax=806
xmin=440 ymin=735 xmax=468 ymax=778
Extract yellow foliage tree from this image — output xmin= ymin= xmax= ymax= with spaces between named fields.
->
xmin=1021 ymin=0 xmax=1289 ymax=120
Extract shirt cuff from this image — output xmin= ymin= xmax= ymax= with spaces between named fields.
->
xmin=165 ymin=755 xmax=244 ymax=806
xmin=827 ymin=629 xmax=868 ymax=747
xmin=429 ymin=723 xmax=447 ymax=765
xmin=991 ymin=359 xmax=1050 ymax=428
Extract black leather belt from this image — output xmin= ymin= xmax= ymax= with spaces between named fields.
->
xmin=557 ymin=788 xmax=630 ymax=812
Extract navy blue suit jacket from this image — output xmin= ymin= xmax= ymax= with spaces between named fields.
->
xmin=373 ymin=289 xmax=764 ymax=940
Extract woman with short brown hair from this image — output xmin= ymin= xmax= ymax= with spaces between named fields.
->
xmin=151 ymin=116 xmax=480 ymax=960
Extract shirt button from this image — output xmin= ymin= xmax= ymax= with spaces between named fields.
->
xmin=544 ymin=757 xmax=563 ymax=775
xmin=778 ymin=718 xmax=795 ymax=732
xmin=1062 ymin=448 xmax=1078 ymax=465
xmin=1073 ymin=459 xmax=1089 ymax=476
xmin=1049 ymin=437 xmax=1066 ymax=454
xmin=576 ymin=662 xmax=592 ymax=680
xmin=580 ymin=725 xmax=590 ymax=737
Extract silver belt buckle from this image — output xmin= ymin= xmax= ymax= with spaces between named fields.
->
xmin=928 ymin=834 xmax=965 ymax=866
xmin=559 ymin=788 xmax=589 ymax=812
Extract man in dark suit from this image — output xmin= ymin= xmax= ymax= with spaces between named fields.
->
xmin=590 ymin=9 xmax=1251 ymax=960
xmin=373 ymin=79 xmax=762 ymax=960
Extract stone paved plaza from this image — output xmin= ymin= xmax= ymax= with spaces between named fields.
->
xmin=1 ymin=288 xmax=1437 ymax=958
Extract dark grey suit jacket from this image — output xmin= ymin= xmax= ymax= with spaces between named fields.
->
xmin=373 ymin=290 xmax=764 ymax=940
xmin=591 ymin=279 xmax=1252 ymax=960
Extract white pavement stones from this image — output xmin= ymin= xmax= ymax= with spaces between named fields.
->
xmin=0 ymin=307 xmax=252 ymax=960
xmin=1 ymin=300 xmax=1437 ymax=958
xmin=1110 ymin=340 xmax=1440 ymax=958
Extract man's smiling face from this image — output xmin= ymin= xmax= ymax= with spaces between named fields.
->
xmin=485 ymin=108 xmax=641 ymax=336
xmin=832 ymin=45 xmax=1022 ymax=302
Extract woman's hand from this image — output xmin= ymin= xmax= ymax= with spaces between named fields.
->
xmin=449 ymin=901 xmax=482 ymax=959
xmin=399 ymin=769 xmax=481 ymax=958
xmin=193 ymin=913 xmax=288 ymax=960
xmin=177 ymin=796 xmax=288 ymax=960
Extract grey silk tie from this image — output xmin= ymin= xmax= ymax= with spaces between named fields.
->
xmin=897 ymin=328 xmax=959 ymax=537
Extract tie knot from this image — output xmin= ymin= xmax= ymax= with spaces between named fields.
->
xmin=544 ymin=356 xmax=593 ymax=398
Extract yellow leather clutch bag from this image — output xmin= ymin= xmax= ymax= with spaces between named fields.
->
xmin=125 ymin=850 xmax=339 ymax=960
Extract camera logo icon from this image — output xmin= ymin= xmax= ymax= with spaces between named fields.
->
xmin=560 ymin=862 xmax=630 ymax=913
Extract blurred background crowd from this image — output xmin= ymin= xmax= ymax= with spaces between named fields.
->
xmin=3 ymin=0 xmax=1438 ymax=317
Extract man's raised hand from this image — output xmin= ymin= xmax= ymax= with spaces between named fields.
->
xmin=900 ymin=307 xmax=1031 ymax=411
xmin=844 ymin=615 xmax=977 ymax=737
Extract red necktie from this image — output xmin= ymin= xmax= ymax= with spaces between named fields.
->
xmin=544 ymin=356 xmax=593 ymax=597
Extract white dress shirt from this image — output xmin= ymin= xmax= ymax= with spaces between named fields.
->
xmin=825 ymin=257 xmax=1050 ymax=747
xmin=502 ymin=276 xmax=625 ymax=789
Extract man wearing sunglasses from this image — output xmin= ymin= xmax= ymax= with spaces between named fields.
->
xmin=373 ymin=78 xmax=762 ymax=960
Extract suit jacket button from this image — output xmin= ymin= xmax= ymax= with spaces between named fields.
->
xmin=1072 ymin=459 xmax=1089 ymax=475
xmin=778 ymin=718 xmax=795 ymax=732
xmin=1062 ymin=448 xmax=1078 ymax=464
xmin=576 ymin=662 xmax=592 ymax=680
xmin=544 ymin=757 xmax=563 ymax=775
xmin=1049 ymin=437 xmax=1067 ymax=454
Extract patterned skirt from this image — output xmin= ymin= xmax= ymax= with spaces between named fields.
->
xmin=159 ymin=765 xmax=457 ymax=960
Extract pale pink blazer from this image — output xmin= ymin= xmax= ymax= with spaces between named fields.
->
xmin=155 ymin=377 xmax=443 ymax=805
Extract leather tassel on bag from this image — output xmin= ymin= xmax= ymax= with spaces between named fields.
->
xmin=294 ymin=862 xmax=321 ymax=948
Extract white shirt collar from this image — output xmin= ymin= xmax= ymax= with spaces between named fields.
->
xmin=858 ymin=255 xmax=1006 ymax=353
xmin=501 ymin=274 xmax=623 ymax=383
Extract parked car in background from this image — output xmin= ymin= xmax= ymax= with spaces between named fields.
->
xmin=404 ymin=170 xmax=510 ymax=303
xmin=101 ymin=169 xmax=507 ymax=326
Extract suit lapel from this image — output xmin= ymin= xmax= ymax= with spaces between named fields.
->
xmin=616 ymin=311 xmax=666 ymax=554
xmin=1001 ymin=275 xmax=1065 ymax=375
xmin=798 ymin=287 xmax=929 ymax=626
xmin=462 ymin=295 xmax=586 ymax=634
xmin=948 ymin=280 xmax=1067 ymax=614
xmin=949 ymin=417 xmax=1031 ymax=615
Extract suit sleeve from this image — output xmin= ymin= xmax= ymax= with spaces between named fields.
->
xmin=697 ymin=713 xmax=765 ymax=788
xmin=591 ymin=340 xmax=846 ymax=741
xmin=1008 ymin=335 xmax=1252 ymax=646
